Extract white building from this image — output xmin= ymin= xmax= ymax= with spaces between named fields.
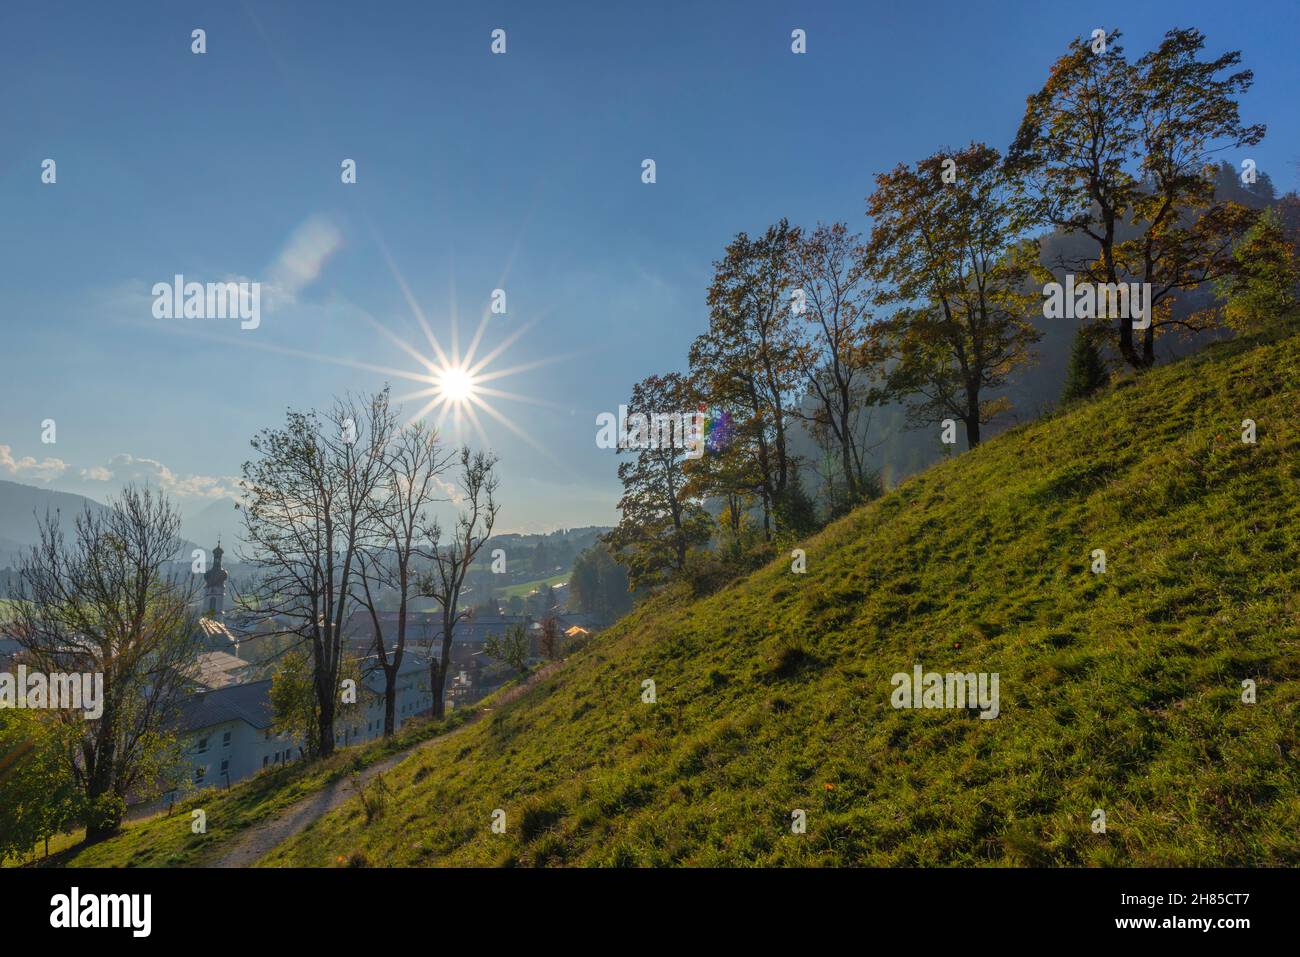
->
xmin=166 ymin=654 xmax=433 ymax=802
xmin=337 ymin=653 xmax=434 ymax=747
xmin=168 ymin=679 xmax=291 ymax=799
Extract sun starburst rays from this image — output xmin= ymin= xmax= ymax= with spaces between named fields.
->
xmin=162 ymin=220 xmax=584 ymax=471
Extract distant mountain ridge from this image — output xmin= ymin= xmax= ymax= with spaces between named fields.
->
xmin=182 ymin=496 xmax=243 ymax=552
xmin=0 ymin=480 xmax=204 ymax=571
xmin=0 ymin=480 xmax=113 ymax=566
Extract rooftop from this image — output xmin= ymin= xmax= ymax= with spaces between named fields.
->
xmin=174 ymin=679 xmax=274 ymax=734
xmin=190 ymin=650 xmax=251 ymax=690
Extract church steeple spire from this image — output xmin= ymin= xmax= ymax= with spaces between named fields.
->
xmin=204 ymin=540 xmax=229 ymax=618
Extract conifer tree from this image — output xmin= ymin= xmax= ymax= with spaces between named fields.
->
xmin=1060 ymin=326 xmax=1109 ymax=404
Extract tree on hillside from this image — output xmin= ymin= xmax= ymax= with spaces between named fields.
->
xmin=789 ymin=221 xmax=886 ymax=509
xmin=1214 ymin=207 xmax=1300 ymax=330
xmin=484 ymin=622 xmax=530 ymax=677
xmin=679 ymin=400 xmax=764 ymax=545
xmin=356 ymin=414 xmax=452 ymax=737
xmin=691 ymin=220 xmax=804 ymax=534
xmin=868 ymin=143 xmax=1041 ymax=448
xmin=1123 ymin=28 xmax=1265 ymax=365
xmin=605 ymin=373 xmax=712 ymax=589
xmin=1006 ymin=30 xmax=1142 ymax=362
xmin=569 ymin=541 xmax=633 ymax=621
xmin=241 ymin=392 xmax=391 ymax=759
xmin=0 ymin=710 xmax=80 ymax=862
xmin=1060 ymin=326 xmax=1110 ymax=404
xmin=4 ymin=486 xmax=200 ymax=841
xmin=418 ymin=447 xmax=499 ymax=718
xmin=269 ymin=649 xmax=361 ymax=758
xmin=1008 ymin=28 xmax=1264 ymax=368
xmin=568 ymin=544 xmax=600 ymax=614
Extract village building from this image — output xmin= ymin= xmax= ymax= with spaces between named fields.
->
xmin=163 ymin=653 xmax=433 ymax=803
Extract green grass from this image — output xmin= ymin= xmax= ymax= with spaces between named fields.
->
xmin=72 ymin=327 xmax=1300 ymax=867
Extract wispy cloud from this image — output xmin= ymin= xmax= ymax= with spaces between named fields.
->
xmin=267 ymin=214 xmax=344 ymax=303
xmin=105 ymin=453 xmax=239 ymax=500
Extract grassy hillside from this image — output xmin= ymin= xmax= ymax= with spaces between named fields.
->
xmin=84 ymin=328 xmax=1300 ymax=867
xmin=259 ymin=329 xmax=1300 ymax=867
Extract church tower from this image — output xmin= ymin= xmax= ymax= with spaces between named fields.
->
xmin=204 ymin=542 xmax=229 ymax=619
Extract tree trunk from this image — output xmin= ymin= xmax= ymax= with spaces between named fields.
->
xmin=1140 ymin=322 xmax=1156 ymax=370
xmin=961 ymin=382 xmax=977 ymax=449
xmin=433 ymin=625 xmax=454 ymax=718
xmin=383 ymin=665 xmax=397 ymax=737
xmin=84 ymin=699 xmax=121 ymax=842
xmin=385 ymin=586 xmax=407 ymax=737
xmin=840 ymin=436 xmax=857 ymax=503
xmin=1101 ymin=218 xmax=1140 ymax=369
xmin=430 ymin=658 xmax=443 ymax=719
xmin=1117 ymin=312 xmax=1138 ymax=367
xmin=317 ymin=698 xmax=335 ymax=758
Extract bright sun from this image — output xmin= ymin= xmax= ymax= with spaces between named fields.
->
xmin=435 ymin=364 xmax=477 ymax=404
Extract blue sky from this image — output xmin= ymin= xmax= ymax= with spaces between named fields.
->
xmin=2 ymin=0 xmax=1297 ymax=533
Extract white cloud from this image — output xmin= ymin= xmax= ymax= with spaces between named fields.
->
xmin=106 ymin=453 xmax=238 ymax=500
xmin=188 ymin=216 xmax=343 ymax=318
xmin=0 ymin=444 xmax=68 ymax=482
xmin=80 ymin=466 xmax=113 ymax=481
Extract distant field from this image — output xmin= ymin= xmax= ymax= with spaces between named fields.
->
xmin=497 ymin=573 xmax=568 ymax=600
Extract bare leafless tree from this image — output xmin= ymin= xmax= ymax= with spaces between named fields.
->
xmin=239 ymin=390 xmax=394 ymax=758
xmin=3 ymin=486 xmax=199 ymax=842
xmin=356 ymin=417 xmax=453 ymax=736
xmin=418 ymin=448 xmax=499 ymax=718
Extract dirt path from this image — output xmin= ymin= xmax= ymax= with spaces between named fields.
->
xmin=210 ymin=663 xmax=562 ymax=868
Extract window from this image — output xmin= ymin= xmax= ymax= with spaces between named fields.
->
xmin=220 ymin=759 xmax=229 ymax=774
xmin=194 ymin=767 xmax=206 ymax=784
xmin=263 ymin=756 xmax=268 ymax=768
xmin=196 ymin=737 xmax=208 ymax=754
xmin=222 ymin=731 xmax=232 ymax=748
